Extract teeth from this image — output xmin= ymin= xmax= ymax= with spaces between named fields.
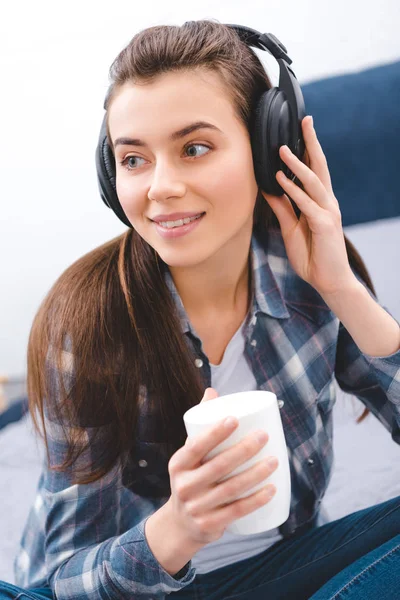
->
xmin=158 ymin=214 xmax=202 ymax=228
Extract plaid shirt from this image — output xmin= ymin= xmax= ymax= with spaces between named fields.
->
xmin=14 ymin=227 xmax=400 ymax=599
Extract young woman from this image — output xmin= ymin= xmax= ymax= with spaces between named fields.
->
xmin=2 ymin=19 xmax=400 ymax=600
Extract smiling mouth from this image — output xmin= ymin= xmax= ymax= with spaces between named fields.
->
xmin=154 ymin=213 xmax=205 ymax=229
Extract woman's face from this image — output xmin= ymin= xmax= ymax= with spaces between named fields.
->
xmin=108 ymin=68 xmax=259 ymax=268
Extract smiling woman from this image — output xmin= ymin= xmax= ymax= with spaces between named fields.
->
xmin=6 ymin=18 xmax=400 ymax=600
xmin=106 ymin=68 xmax=258 ymax=275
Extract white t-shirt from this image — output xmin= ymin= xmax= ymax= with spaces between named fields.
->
xmin=191 ymin=316 xmax=283 ymax=574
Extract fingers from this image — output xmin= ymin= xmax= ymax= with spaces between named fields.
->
xmin=201 ymin=387 xmax=219 ymax=403
xmin=207 ymin=484 xmax=277 ymax=531
xmin=278 ymin=146 xmax=330 ymax=211
xmin=172 ymin=429 xmax=270 ymax=502
xmin=187 ymin=456 xmax=278 ymax=514
xmin=275 ymin=170 xmax=325 ymax=220
xmin=170 ymin=415 xmax=238 ymax=473
xmin=196 ymin=429 xmax=269 ymax=489
xmin=261 ymin=191 xmax=299 ymax=238
xmin=182 ymin=387 xmax=218 ymax=453
xmin=301 ymin=116 xmax=333 ymax=192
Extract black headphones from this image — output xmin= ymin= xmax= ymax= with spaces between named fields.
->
xmin=95 ymin=24 xmax=306 ymax=228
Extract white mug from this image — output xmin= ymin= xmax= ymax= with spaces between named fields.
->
xmin=183 ymin=390 xmax=291 ymax=535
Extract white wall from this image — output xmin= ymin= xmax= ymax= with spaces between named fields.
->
xmin=1 ymin=0 xmax=399 ymax=377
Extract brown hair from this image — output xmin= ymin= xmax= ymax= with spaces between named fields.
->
xmin=27 ymin=20 xmax=371 ymax=485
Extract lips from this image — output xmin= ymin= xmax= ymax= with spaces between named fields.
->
xmin=151 ymin=211 xmax=205 ymax=223
xmin=152 ymin=212 xmax=205 ymax=239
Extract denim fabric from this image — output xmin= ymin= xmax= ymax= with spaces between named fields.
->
xmin=0 ymin=582 xmax=52 ymax=600
xmin=171 ymin=495 xmax=400 ymax=599
xmin=309 ymin=535 xmax=400 ymax=600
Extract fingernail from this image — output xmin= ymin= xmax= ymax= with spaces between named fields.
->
xmin=267 ymin=456 xmax=279 ymax=469
xmin=309 ymin=115 xmax=314 ymax=127
xmin=260 ymin=485 xmax=275 ymax=500
xmin=256 ymin=430 xmax=268 ymax=444
xmin=224 ymin=416 xmax=238 ymax=429
xmin=264 ymin=484 xmax=276 ymax=498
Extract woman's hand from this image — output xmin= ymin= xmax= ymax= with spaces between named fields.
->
xmin=164 ymin=387 xmax=277 ymax=548
xmin=145 ymin=388 xmax=277 ymax=575
xmin=261 ymin=116 xmax=357 ymax=297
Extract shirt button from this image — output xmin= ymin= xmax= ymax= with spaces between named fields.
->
xmin=307 ymin=458 xmax=315 ymax=466
xmin=194 ymin=358 xmax=203 ymax=368
xmin=251 ymin=315 xmax=257 ymax=326
xmin=278 ymin=400 xmax=285 ymax=409
xmin=138 ymin=459 xmax=148 ymax=468
xmin=250 ymin=339 xmax=257 ymax=347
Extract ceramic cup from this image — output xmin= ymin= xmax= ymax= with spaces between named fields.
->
xmin=183 ymin=390 xmax=291 ymax=535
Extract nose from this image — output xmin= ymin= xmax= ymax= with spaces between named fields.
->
xmin=147 ymin=158 xmax=186 ymax=203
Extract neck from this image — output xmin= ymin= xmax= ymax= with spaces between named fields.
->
xmin=169 ymin=226 xmax=253 ymax=319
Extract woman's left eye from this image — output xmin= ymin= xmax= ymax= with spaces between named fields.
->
xmin=184 ymin=143 xmax=211 ymax=158
xmin=120 ymin=143 xmax=211 ymax=172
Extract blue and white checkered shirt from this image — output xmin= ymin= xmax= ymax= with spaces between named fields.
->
xmin=14 ymin=226 xmax=400 ymax=598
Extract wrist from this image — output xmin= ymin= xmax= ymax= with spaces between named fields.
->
xmin=319 ymin=275 xmax=363 ymax=307
xmin=145 ymin=499 xmax=204 ymax=576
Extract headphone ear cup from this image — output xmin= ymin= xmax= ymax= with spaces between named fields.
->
xmin=95 ymin=114 xmax=132 ymax=228
xmin=250 ymin=88 xmax=293 ymax=196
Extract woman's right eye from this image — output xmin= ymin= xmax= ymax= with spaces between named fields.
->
xmin=120 ymin=156 xmax=146 ymax=171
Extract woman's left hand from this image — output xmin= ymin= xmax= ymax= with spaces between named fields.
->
xmin=261 ymin=115 xmax=357 ymax=298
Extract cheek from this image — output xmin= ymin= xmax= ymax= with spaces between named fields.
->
xmin=212 ymin=151 xmax=257 ymax=209
xmin=116 ymin=177 xmax=144 ymax=217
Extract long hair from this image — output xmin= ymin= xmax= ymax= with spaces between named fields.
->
xmin=27 ymin=20 xmax=372 ymax=485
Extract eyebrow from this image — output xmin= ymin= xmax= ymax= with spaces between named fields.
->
xmin=113 ymin=121 xmax=223 ymax=149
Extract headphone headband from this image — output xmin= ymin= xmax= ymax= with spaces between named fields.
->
xmin=225 ymin=24 xmax=292 ymax=65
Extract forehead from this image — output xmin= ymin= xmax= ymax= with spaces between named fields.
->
xmin=107 ymin=68 xmax=239 ymax=141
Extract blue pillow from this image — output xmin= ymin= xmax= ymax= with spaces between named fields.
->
xmin=0 ymin=397 xmax=28 ymax=431
xmin=302 ymin=60 xmax=400 ymax=226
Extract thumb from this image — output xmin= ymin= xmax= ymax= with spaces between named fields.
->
xmin=261 ymin=190 xmax=299 ymax=238
xmin=201 ymin=387 xmax=219 ymax=403
xmin=184 ymin=387 xmax=219 ymax=447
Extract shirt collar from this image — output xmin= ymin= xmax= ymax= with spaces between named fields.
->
xmin=164 ymin=268 xmax=192 ymax=334
xmin=163 ymin=228 xmax=290 ymax=335
xmin=250 ymin=230 xmax=290 ymax=320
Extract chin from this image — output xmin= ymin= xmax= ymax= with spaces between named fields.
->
xmin=156 ymin=246 xmax=213 ymax=269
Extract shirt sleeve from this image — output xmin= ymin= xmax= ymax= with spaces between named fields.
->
xmin=41 ymin=349 xmax=196 ymax=599
xmin=334 ymin=279 xmax=400 ymax=444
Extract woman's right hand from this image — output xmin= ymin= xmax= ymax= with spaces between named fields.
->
xmin=165 ymin=387 xmax=278 ymax=548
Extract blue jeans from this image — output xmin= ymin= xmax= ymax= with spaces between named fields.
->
xmin=0 ymin=583 xmax=52 ymax=600
xmin=1 ymin=495 xmax=399 ymax=600
xmin=173 ymin=494 xmax=400 ymax=599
